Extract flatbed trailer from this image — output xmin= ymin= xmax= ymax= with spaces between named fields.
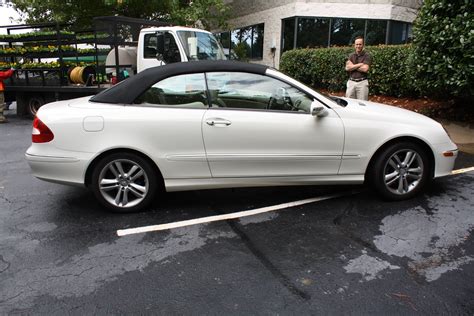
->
xmin=1 ymin=16 xmax=169 ymax=117
xmin=5 ymin=85 xmax=109 ymax=116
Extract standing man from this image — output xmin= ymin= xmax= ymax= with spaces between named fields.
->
xmin=345 ymin=36 xmax=371 ymax=100
xmin=0 ymin=67 xmax=15 ymax=123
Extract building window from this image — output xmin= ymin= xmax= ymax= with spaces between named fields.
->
xmin=330 ymin=18 xmax=366 ymax=46
xmin=296 ymin=18 xmax=330 ymax=48
xmin=251 ymin=24 xmax=264 ymax=59
xmin=365 ymin=20 xmax=387 ymax=45
xmin=282 ymin=18 xmax=295 ymax=53
xmin=281 ymin=17 xmax=412 ymax=53
xmin=215 ymin=24 xmax=264 ymax=60
xmin=389 ymin=21 xmax=412 ymax=44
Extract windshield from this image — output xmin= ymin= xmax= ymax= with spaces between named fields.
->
xmin=177 ymin=31 xmax=226 ymax=61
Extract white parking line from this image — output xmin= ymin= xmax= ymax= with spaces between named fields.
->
xmin=451 ymin=166 xmax=474 ymax=175
xmin=117 ymin=166 xmax=474 ymax=237
xmin=117 ymin=192 xmax=352 ymax=237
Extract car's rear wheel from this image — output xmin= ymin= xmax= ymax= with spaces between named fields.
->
xmin=91 ymin=152 xmax=158 ymax=213
xmin=369 ymin=142 xmax=430 ymax=200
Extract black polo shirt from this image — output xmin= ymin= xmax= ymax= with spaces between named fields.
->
xmin=348 ymin=51 xmax=371 ymax=80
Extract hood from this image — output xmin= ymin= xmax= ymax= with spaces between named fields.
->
xmin=333 ymin=97 xmax=440 ymax=127
xmin=330 ymin=97 xmax=455 ymax=149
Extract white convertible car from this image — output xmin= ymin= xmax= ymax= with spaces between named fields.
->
xmin=26 ymin=61 xmax=458 ymax=212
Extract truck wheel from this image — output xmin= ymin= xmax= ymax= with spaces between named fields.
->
xmin=28 ymin=96 xmax=45 ymax=117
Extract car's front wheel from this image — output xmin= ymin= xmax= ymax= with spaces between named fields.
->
xmin=91 ymin=153 xmax=158 ymax=213
xmin=369 ymin=142 xmax=431 ymax=200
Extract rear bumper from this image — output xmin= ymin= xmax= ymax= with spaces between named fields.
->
xmin=25 ymin=153 xmax=87 ymax=187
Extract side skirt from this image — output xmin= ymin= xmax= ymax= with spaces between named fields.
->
xmin=164 ymin=175 xmax=364 ymax=192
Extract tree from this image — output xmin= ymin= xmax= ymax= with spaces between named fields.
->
xmin=411 ymin=0 xmax=473 ymax=98
xmin=7 ymin=0 xmax=229 ymax=31
xmin=170 ymin=0 xmax=230 ymax=30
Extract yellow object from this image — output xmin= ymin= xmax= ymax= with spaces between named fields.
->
xmin=69 ymin=66 xmax=95 ymax=84
xmin=70 ymin=66 xmax=85 ymax=84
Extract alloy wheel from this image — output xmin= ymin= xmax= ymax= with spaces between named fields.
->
xmin=98 ymin=159 xmax=149 ymax=208
xmin=383 ymin=149 xmax=424 ymax=195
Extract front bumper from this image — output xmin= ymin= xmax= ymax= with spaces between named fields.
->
xmin=433 ymin=145 xmax=458 ymax=178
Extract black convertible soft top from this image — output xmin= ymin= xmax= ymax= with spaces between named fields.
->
xmin=90 ymin=60 xmax=269 ymax=104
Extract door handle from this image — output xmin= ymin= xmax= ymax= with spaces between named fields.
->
xmin=205 ymin=118 xmax=232 ymax=126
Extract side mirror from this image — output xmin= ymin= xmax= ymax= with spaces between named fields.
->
xmin=156 ymin=32 xmax=167 ymax=63
xmin=156 ymin=32 xmax=180 ymax=64
xmin=310 ymin=101 xmax=329 ymax=117
xmin=156 ymin=32 xmax=165 ymax=58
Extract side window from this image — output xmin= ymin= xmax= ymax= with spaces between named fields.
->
xmin=206 ymin=72 xmax=313 ymax=113
xmin=143 ymin=34 xmax=158 ymax=59
xmin=136 ymin=73 xmax=208 ymax=108
xmin=163 ymin=33 xmax=181 ymax=64
xmin=143 ymin=32 xmax=181 ymax=63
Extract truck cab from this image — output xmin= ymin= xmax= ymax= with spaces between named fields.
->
xmin=137 ymin=27 xmax=226 ymax=72
xmin=1 ymin=16 xmax=227 ymax=117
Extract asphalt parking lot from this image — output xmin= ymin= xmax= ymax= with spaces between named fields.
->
xmin=1 ymin=115 xmax=474 ymax=314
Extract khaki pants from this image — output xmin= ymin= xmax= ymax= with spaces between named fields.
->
xmin=346 ymin=79 xmax=369 ymax=101
xmin=0 ymin=92 xmax=5 ymax=122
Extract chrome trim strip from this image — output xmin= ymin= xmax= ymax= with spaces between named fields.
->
xmin=166 ymin=154 xmax=360 ymax=162
xmin=341 ymin=154 xmax=361 ymax=159
xmin=25 ymin=153 xmax=79 ymax=163
xmin=206 ymin=154 xmax=342 ymax=161
xmin=165 ymin=154 xmax=207 ymax=162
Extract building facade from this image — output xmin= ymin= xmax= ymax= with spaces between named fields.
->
xmin=215 ymin=0 xmax=422 ymax=68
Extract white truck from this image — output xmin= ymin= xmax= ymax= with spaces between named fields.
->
xmin=2 ymin=16 xmax=226 ymax=116
xmin=107 ymin=26 xmax=226 ymax=77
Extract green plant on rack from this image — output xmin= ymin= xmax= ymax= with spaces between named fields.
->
xmin=0 ymin=30 xmax=74 ymax=40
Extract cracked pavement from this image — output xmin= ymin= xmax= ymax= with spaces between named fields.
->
xmin=1 ymin=116 xmax=474 ymax=314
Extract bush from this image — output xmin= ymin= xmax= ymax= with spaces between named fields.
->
xmin=370 ymin=45 xmax=416 ymax=97
xmin=411 ymin=0 xmax=473 ymax=98
xmin=280 ymin=45 xmax=417 ymax=97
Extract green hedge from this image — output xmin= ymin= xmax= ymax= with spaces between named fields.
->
xmin=411 ymin=0 xmax=473 ymax=99
xmin=280 ymin=45 xmax=418 ymax=98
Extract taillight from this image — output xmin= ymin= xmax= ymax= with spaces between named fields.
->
xmin=32 ymin=117 xmax=54 ymax=143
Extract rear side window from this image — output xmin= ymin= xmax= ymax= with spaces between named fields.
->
xmin=135 ymin=73 xmax=208 ymax=109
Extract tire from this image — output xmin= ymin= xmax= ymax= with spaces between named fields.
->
xmin=369 ymin=142 xmax=431 ymax=200
xmin=28 ymin=95 xmax=45 ymax=118
xmin=90 ymin=152 xmax=158 ymax=213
